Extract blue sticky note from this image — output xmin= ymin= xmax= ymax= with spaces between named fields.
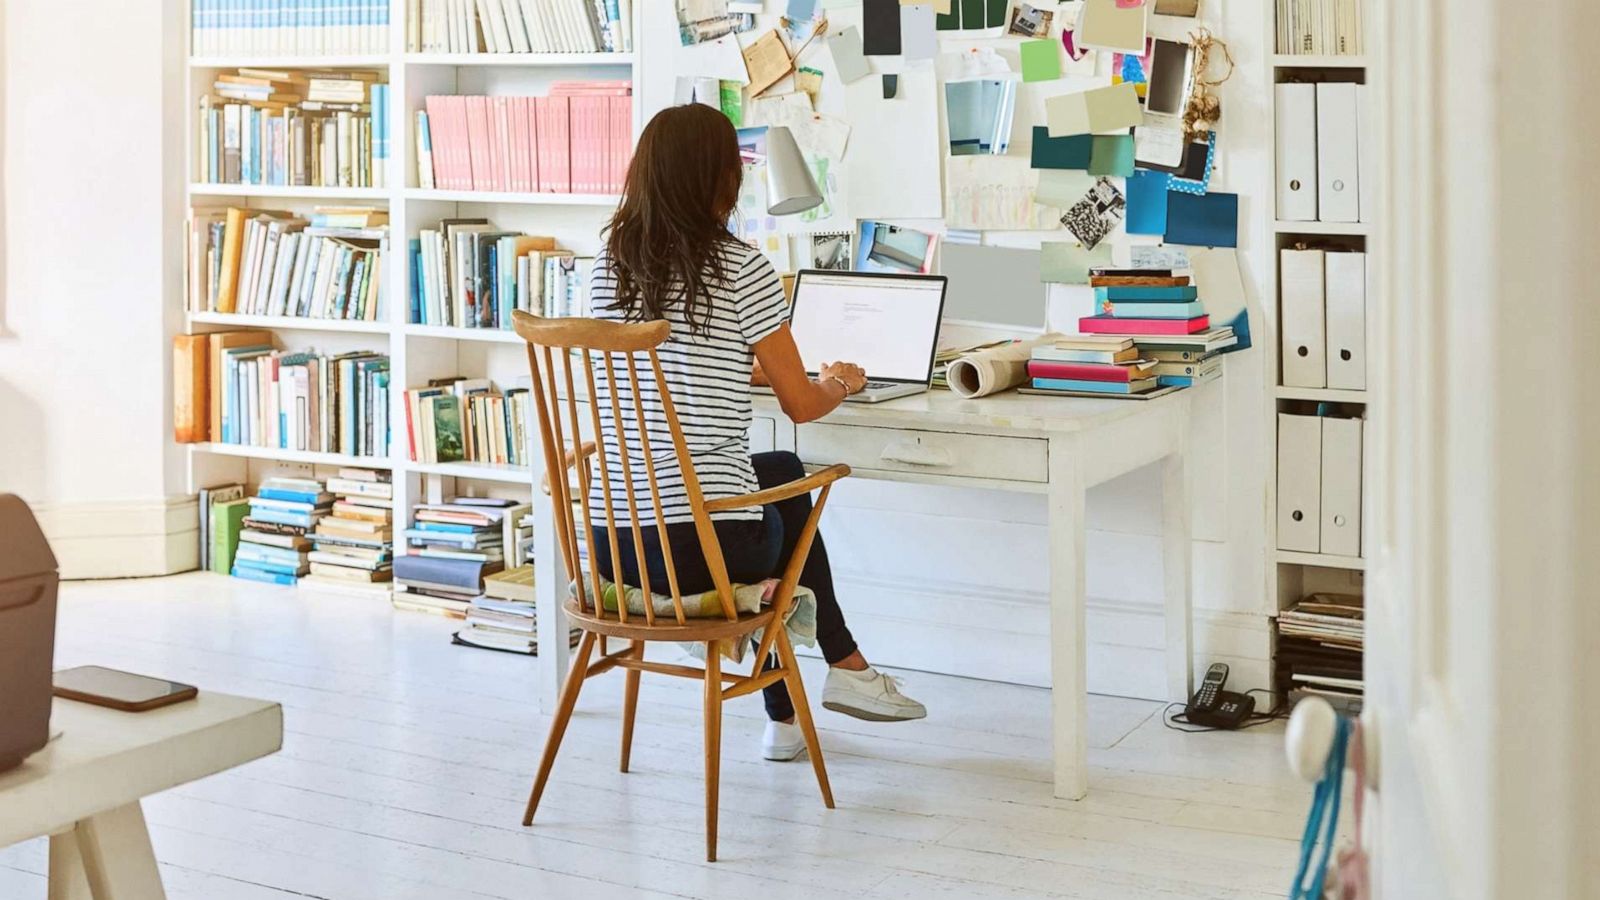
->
xmin=1164 ymin=191 xmax=1239 ymax=248
xmin=787 ymin=0 xmax=818 ymax=20
xmin=1125 ymin=169 xmax=1171 ymax=235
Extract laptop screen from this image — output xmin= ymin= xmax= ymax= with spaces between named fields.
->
xmin=788 ymin=271 xmax=948 ymax=383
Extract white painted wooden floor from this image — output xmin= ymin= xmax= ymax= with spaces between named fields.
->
xmin=0 ymin=573 xmax=1309 ymax=899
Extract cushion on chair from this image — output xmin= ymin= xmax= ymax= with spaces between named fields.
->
xmin=568 ymin=576 xmax=817 ymax=662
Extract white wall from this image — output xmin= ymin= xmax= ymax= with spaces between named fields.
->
xmin=0 ymin=0 xmax=193 ymax=577
xmin=640 ymin=1 xmax=1274 ymax=698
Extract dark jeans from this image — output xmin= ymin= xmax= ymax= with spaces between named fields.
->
xmin=590 ymin=451 xmax=858 ymax=721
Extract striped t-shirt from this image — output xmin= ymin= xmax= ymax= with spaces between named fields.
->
xmin=587 ymin=240 xmax=788 ymax=525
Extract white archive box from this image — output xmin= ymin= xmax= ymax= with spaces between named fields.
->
xmin=1274 ymin=82 xmax=1318 ymax=221
xmin=1277 ymin=413 xmax=1322 ymax=552
xmin=1279 ymin=248 xmax=1328 ymax=388
xmin=1319 ymin=416 xmax=1363 ymax=556
xmin=1324 ymin=251 xmax=1368 ymax=390
xmin=1315 ymin=82 xmax=1361 ymax=223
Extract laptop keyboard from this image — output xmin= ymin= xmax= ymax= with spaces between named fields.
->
xmin=864 ymin=380 xmax=897 ymax=390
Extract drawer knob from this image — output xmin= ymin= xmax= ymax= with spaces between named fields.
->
xmin=880 ymin=440 xmax=952 ymax=468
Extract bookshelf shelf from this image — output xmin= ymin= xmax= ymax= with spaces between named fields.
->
xmin=189 ymin=183 xmax=391 ymax=201
xmin=188 ymin=55 xmax=391 ymax=69
xmin=1271 ymin=54 xmax=1367 ymax=68
xmin=403 ymin=324 xmax=525 ymax=344
xmin=1274 ymin=220 xmax=1372 ymax=236
xmin=403 ymin=188 xmax=622 ymax=207
xmin=188 ymin=312 xmax=391 ymax=334
xmin=1275 ymin=386 xmax=1368 ymax=403
xmin=406 ymin=460 xmax=532 ymax=484
xmin=404 ymin=52 xmax=634 ymax=67
xmin=190 ymin=443 xmax=396 ymax=469
xmin=1276 ymin=550 xmax=1365 ymax=571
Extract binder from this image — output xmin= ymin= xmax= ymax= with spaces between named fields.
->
xmin=1279 ymin=248 xmax=1328 ymax=388
xmin=1315 ymin=82 xmax=1360 ymax=222
xmin=1278 ymin=414 xmax=1322 ymax=552
xmin=1356 ymin=84 xmax=1374 ymax=223
xmin=1324 ymin=251 xmax=1367 ymax=390
xmin=1319 ymin=416 xmax=1363 ymax=557
xmin=1275 ymin=83 xmax=1318 ymax=221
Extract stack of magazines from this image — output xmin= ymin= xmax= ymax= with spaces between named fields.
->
xmin=1276 ymin=592 xmax=1364 ymax=712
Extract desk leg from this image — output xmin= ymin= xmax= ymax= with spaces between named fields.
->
xmin=1161 ymin=448 xmax=1194 ymax=702
xmin=49 ymin=803 xmax=165 ymax=900
xmin=1046 ymin=437 xmax=1089 ymax=800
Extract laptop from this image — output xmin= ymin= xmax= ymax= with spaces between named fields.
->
xmin=785 ymin=269 xmax=949 ymax=403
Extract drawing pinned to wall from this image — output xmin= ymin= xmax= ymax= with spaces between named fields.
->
xmin=945 ymin=156 xmax=1047 ymax=230
xmin=735 ymin=162 xmax=793 ymax=271
xmin=792 ymin=155 xmax=852 ymax=232
xmin=944 ymin=79 xmax=1017 ymax=155
xmin=935 ymin=0 xmax=1009 ymax=32
xmin=938 ymin=45 xmax=1010 ymax=80
xmin=677 ymin=0 xmax=760 ymax=46
xmin=1076 ymin=0 xmax=1149 ymax=53
xmin=1060 ymin=176 xmax=1126 ymax=250
xmin=856 ymin=221 xmax=938 ymax=273
xmin=808 ymin=231 xmax=854 ymax=269
xmin=1006 ymin=3 xmax=1054 ymax=37
xmin=794 ymin=66 xmax=824 ymax=102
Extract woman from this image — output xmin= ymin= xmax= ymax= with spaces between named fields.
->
xmin=587 ymin=104 xmax=926 ymax=762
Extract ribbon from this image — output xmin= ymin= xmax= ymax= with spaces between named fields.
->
xmin=1290 ymin=715 xmax=1349 ymax=900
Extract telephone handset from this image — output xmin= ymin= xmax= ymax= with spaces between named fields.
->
xmin=1184 ymin=662 xmax=1256 ymax=729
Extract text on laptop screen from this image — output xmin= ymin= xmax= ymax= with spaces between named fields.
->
xmin=788 ymin=273 xmax=946 ymax=382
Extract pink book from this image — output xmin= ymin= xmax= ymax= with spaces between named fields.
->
xmin=489 ymin=96 xmax=510 ymax=192
xmin=609 ymin=96 xmax=631 ymax=192
xmin=509 ymin=98 xmax=530 ymax=193
xmin=1077 ymin=315 xmax=1211 ymax=335
xmin=464 ymin=96 xmax=492 ymax=192
xmin=574 ymin=96 xmax=608 ymax=194
xmin=443 ymin=96 xmax=472 ymax=191
xmin=542 ymin=96 xmax=571 ymax=193
xmin=526 ymin=97 xmax=541 ymax=193
xmin=1026 ymin=360 xmax=1141 ymax=382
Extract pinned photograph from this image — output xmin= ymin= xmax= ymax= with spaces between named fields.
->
xmin=676 ymin=0 xmax=759 ymax=46
xmin=809 ymin=231 xmax=854 ymax=270
xmin=1060 ymin=176 xmax=1127 ymax=250
xmin=1007 ymin=3 xmax=1054 ymax=38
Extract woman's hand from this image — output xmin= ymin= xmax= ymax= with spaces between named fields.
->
xmin=819 ymin=361 xmax=868 ymax=395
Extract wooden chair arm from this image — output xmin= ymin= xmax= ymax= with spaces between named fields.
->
xmin=702 ymin=464 xmax=851 ymax=512
xmin=540 ymin=441 xmax=598 ymax=495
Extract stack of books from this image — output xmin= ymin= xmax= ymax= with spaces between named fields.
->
xmin=197 ymin=69 xmax=388 ymax=189
xmin=198 ymin=483 xmax=246 ymax=573
xmin=232 ymin=477 xmax=333 ymax=585
xmin=409 ymin=0 xmax=633 ymax=54
xmin=409 ymin=220 xmax=590 ymax=328
xmin=191 ymin=0 xmax=391 ymax=57
xmin=1078 ymin=270 xmax=1211 ymax=339
xmin=216 ymin=347 xmax=390 ymax=458
xmin=1275 ymin=0 xmax=1361 ymax=55
xmin=301 ymin=468 xmax=394 ymax=593
xmin=417 ymin=83 xmax=632 ymax=194
xmin=1277 ymin=592 xmax=1365 ymax=713
xmin=187 ymin=206 xmax=387 ymax=319
xmin=1135 ymin=327 xmax=1239 ymax=388
xmin=392 ymin=499 xmax=513 ymax=616
xmin=1026 ymin=336 xmax=1162 ymax=397
xmin=403 ymin=377 xmax=531 ymax=467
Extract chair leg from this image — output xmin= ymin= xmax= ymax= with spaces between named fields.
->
xmin=523 ymin=630 xmax=597 ymax=827
xmin=619 ymin=639 xmax=644 ymax=772
xmin=703 ymin=639 xmax=723 ymax=862
xmin=776 ymin=629 xmax=834 ymax=809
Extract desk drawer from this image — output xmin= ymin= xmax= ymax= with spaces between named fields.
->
xmin=796 ymin=423 xmax=1048 ymax=483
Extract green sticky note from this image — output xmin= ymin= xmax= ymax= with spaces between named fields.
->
xmin=1030 ymin=127 xmax=1093 ymax=169
xmin=1020 ymin=39 xmax=1061 ymax=82
xmin=1088 ymin=134 xmax=1135 ymax=176
xmin=719 ymin=81 xmax=743 ymax=127
xmin=1041 ymin=242 xmax=1115 ymax=284
xmin=1036 ymin=170 xmax=1098 ymax=209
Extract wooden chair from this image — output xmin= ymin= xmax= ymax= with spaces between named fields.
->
xmin=512 ymin=310 xmax=847 ymax=862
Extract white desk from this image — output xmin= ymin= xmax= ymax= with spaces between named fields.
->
xmin=0 ymin=693 xmax=283 ymax=899
xmin=534 ymin=388 xmax=1194 ymax=800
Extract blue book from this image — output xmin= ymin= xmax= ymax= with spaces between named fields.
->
xmin=236 ymin=544 xmax=307 ymax=565
xmin=234 ymin=555 xmax=306 ymax=575
xmin=257 ymin=487 xmax=323 ymax=505
xmin=1107 ymin=300 xmax=1208 ymax=319
xmin=409 ymin=239 xmax=423 ymax=324
xmin=393 ymin=553 xmax=491 ymax=590
xmin=247 ymin=506 xmax=318 ymax=528
xmin=414 ymin=521 xmax=478 ymax=533
xmin=1093 ymin=285 xmax=1199 ymax=302
xmin=232 ymin=564 xmax=298 ymax=585
xmin=1032 ymin=377 xmax=1157 ymax=395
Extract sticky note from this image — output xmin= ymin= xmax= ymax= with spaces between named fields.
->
xmin=883 ymin=73 xmax=899 ymax=98
xmin=788 ymin=0 xmax=819 ymax=19
xmin=1019 ymin=39 xmax=1061 ymax=82
xmin=863 ymin=0 xmax=902 ymax=55
xmin=1044 ymin=83 xmax=1141 ymax=137
xmin=1030 ymin=127 xmax=1093 ymax=169
xmin=829 ymin=26 xmax=872 ymax=83
xmin=1125 ymin=169 xmax=1171 ymax=234
xmin=1041 ymin=242 xmax=1115 ymax=284
xmin=1035 ymin=170 xmax=1098 ymax=209
xmin=1088 ymin=135 xmax=1135 ymax=176
xmin=1164 ymin=191 xmax=1239 ymax=247
xmin=901 ymin=2 xmax=938 ymax=59
xmin=1077 ymin=0 xmax=1149 ymax=54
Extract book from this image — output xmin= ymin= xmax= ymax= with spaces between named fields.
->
xmin=1093 ymin=285 xmax=1200 ymax=302
xmin=1047 ymin=335 xmax=1135 ymax=352
xmin=206 ymin=330 xmax=273 ymax=442
xmin=484 ymin=564 xmax=535 ymax=603
xmin=196 ymin=71 xmax=386 ymax=189
xmin=173 ymin=335 xmax=208 ymax=443
xmin=406 ymin=0 xmax=633 ymax=54
xmin=197 ymin=483 xmax=245 ymax=570
xmin=1031 ymin=377 xmax=1161 ymax=394
xmin=231 ymin=565 xmax=299 ymax=586
xmin=1104 ymin=300 xmax=1209 ymax=319
xmin=1026 ymin=360 xmax=1159 ymax=382
xmin=1078 ymin=315 xmax=1211 ymax=335
xmin=189 ymin=207 xmax=388 ymax=321
xmin=1131 ymin=327 xmax=1239 ymax=352
xmin=208 ymin=497 xmax=249 ymax=575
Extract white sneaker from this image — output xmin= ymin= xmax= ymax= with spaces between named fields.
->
xmin=762 ymin=720 xmax=806 ymax=761
xmin=822 ymin=666 xmax=927 ymax=722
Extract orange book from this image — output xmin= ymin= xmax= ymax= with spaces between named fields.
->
xmin=214 ymin=207 xmax=249 ymax=313
xmin=173 ymin=335 xmax=208 ymax=443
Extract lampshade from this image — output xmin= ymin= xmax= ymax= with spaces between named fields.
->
xmin=764 ymin=126 xmax=823 ymax=215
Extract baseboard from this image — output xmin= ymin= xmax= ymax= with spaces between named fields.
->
xmin=28 ymin=495 xmax=198 ymax=580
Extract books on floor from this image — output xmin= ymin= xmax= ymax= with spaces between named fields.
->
xmin=404 ymin=377 xmax=531 ymax=466
xmin=231 ymin=477 xmax=332 ymax=585
xmin=409 ymin=0 xmax=634 ymax=54
xmin=392 ymin=498 xmax=514 ymax=616
xmin=455 ymin=566 xmax=583 ymax=656
xmin=192 ymin=1 xmax=390 ymax=57
xmin=418 ymin=83 xmax=632 ymax=194
xmin=409 ymin=220 xmax=591 ymax=328
xmin=198 ymin=483 xmax=246 ymax=572
xmin=301 ymin=467 xmax=394 ymax=592
xmin=196 ymin=70 xmax=388 ymax=189
xmin=187 ymin=206 xmax=388 ymax=319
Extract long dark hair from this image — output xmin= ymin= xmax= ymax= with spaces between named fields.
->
xmin=602 ymin=104 xmax=744 ymax=332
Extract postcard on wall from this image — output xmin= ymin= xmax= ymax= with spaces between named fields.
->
xmin=1007 ymin=3 xmax=1054 ymax=37
xmin=1076 ymin=0 xmax=1149 ymax=54
xmin=1129 ymin=244 xmax=1191 ymax=269
xmin=944 ymin=79 xmax=1018 ymax=156
xmin=677 ymin=0 xmax=758 ymax=46
xmin=1060 ymin=176 xmax=1126 ymax=250
xmin=856 ymin=221 xmax=939 ymax=273
xmin=1044 ymin=83 xmax=1142 ymax=137
xmin=808 ymin=231 xmax=854 ymax=269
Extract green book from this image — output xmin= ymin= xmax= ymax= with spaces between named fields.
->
xmin=432 ymin=395 xmax=465 ymax=463
xmin=209 ymin=498 xmax=249 ymax=575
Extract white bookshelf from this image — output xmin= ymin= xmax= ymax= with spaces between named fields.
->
xmin=181 ymin=0 xmax=643 ymax=587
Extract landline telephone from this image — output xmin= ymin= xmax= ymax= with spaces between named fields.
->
xmin=1183 ymin=662 xmax=1256 ymax=730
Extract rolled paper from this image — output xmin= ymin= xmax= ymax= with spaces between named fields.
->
xmin=945 ymin=333 xmax=1067 ymax=398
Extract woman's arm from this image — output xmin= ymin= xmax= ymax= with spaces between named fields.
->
xmin=753 ymin=324 xmax=867 ymax=423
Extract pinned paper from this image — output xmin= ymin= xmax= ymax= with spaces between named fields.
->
xmin=1030 ymin=127 xmax=1093 ymax=169
xmin=1153 ymin=0 xmax=1199 ymax=15
xmin=1044 ymin=83 xmax=1142 ymax=137
xmin=1006 ymin=3 xmax=1054 ymax=37
xmin=1133 ymin=114 xmax=1186 ymax=168
xmin=1144 ymin=39 xmax=1193 ymax=117
xmin=676 ymin=0 xmax=759 ymax=46
xmin=1041 ymin=241 xmax=1115 ymax=284
xmin=945 ymin=156 xmax=1042 ymax=231
xmin=795 ymin=66 xmax=824 ymax=102
xmin=684 ymin=35 xmax=751 ymax=84
xmin=748 ymin=90 xmax=813 ymax=128
xmin=883 ymin=73 xmax=899 ymax=98
xmin=945 ymin=79 xmax=1017 ymax=155
xmin=863 ymin=0 xmax=902 ymax=55
xmin=903 ymin=0 xmax=951 ymax=10
xmin=1019 ymin=39 xmax=1061 ymax=82
xmin=1035 ymin=169 xmax=1097 ymax=209
xmin=1087 ymin=134 xmax=1135 ymax=176
xmin=1060 ymin=176 xmax=1126 ymax=250
xmin=936 ymin=0 xmax=1008 ymax=30
xmin=1164 ymin=190 xmax=1238 ymax=247
xmin=902 ymin=2 xmax=939 ymax=59
xmin=743 ymin=30 xmax=795 ymax=96
xmin=787 ymin=0 xmax=819 ymax=19
xmin=1168 ymin=133 xmax=1216 ymax=193
xmin=1077 ymin=0 xmax=1149 ymax=54
xmin=1125 ymin=169 xmax=1171 ymax=234
xmin=938 ymin=46 xmax=1012 ymax=80
xmin=1130 ymin=244 xmax=1190 ymax=269
xmin=828 ymin=27 xmax=872 ymax=83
